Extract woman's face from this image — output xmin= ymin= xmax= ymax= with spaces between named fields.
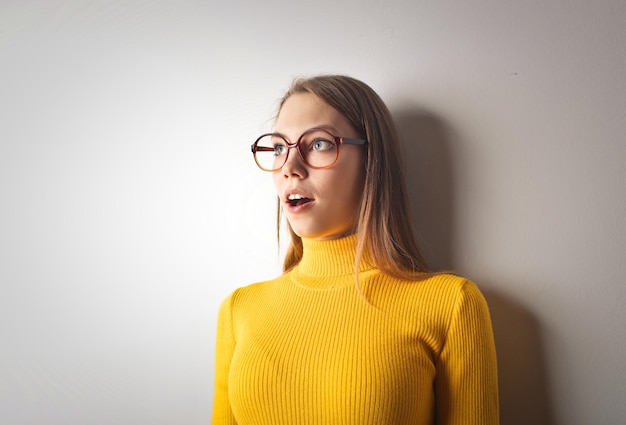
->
xmin=272 ymin=92 xmax=366 ymax=240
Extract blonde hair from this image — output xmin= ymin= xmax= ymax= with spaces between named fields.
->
xmin=277 ymin=74 xmax=431 ymax=280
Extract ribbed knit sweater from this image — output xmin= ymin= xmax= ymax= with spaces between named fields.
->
xmin=211 ymin=235 xmax=499 ymax=424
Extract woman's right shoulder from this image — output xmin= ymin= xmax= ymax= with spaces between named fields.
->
xmin=217 ymin=275 xmax=286 ymax=324
xmin=219 ymin=276 xmax=283 ymax=307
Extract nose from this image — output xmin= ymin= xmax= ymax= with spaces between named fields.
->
xmin=280 ymin=145 xmax=308 ymax=178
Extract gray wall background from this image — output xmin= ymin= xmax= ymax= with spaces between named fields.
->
xmin=1 ymin=0 xmax=624 ymax=424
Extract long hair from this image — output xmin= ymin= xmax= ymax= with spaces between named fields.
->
xmin=277 ymin=74 xmax=431 ymax=280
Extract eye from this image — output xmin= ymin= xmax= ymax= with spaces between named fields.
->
xmin=273 ymin=143 xmax=287 ymax=156
xmin=310 ymin=138 xmax=335 ymax=152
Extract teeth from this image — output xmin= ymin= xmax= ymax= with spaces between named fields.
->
xmin=288 ymin=194 xmax=304 ymax=200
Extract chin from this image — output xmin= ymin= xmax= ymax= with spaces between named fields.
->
xmin=287 ymin=219 xmax=354 ymax=240
xmin=295 ymin=230 xmax=352 ymax=241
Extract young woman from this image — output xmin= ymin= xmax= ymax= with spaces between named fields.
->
xmin=211 ymin=75 xmax=499 ymax=424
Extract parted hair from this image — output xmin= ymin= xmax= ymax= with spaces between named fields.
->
xmin=277 ymin=74 xmax=431 ymax=280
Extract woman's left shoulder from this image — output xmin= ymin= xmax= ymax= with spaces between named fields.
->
xmin=415 ymin=272 xmax=478 ymax=291
xmin=406 ymin=272 xmax=488 ymax=306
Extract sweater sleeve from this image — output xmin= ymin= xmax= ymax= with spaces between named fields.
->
xmin=434 ymin=280 xmax=500 ymax=425
xmin=211 ymin=293 xmax=238 ymax=425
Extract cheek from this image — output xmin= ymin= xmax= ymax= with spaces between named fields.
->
xmin=345 ymin=159 xmax=366 ymax=198
xmin=348 ymin=175 xmax=366 ymax=208
xmin=333 ymin=167 xmax=366 ymax=209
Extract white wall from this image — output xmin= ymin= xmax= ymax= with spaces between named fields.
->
xmin=1 ymin=0 xmax=624 ymax=424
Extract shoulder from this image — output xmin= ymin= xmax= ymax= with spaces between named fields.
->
xmin=416 ymin=274 xmax=493 ymax=332
xmin=416 ymin=272 xmax=471 ymax=289
xmin=383 ymin=272 xmax=479 ymax=302
xmin=369 ymin=272 xmax=488 ymax=322
xmin=411 ymin=275 xmax=493 ymax=340
xmin=422 ymin=273 xmax=485 ymax=300
xmin=217 ymin=275 xmax=294 ymax=336
xmin=416 ymin=273 xmax=488 ymax=310
xmin=218 ymin=275 xmax=287 ymax=313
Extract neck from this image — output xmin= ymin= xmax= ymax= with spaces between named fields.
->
xmin=296 ymin=234 xmax=374 ymax=278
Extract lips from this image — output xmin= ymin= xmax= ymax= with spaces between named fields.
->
xmin=287 ymin=193 xmax=313 ymax=207
xmin=284 ymin=190 xmax=314 ymax=211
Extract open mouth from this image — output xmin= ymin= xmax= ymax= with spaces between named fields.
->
xmin=287 ymin=193 xmax=313 ymax=207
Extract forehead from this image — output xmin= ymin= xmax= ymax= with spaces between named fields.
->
xmin=275 ymin=92 xmax=351 ymax=136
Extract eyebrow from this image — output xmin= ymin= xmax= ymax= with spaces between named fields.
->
xmin=313 ymin=124 xmax=340 ymax=133
xmin=272 ymin=125 xmax=343 ymax=138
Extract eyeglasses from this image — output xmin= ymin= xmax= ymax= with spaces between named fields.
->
xmin=251 ymin=127 xmax=367 ymax=172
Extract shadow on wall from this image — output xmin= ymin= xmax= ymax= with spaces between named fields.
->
xmin=483 ymin=287 xmax=555 ymax=425
xmin=393 ymin=111 xmax=454 ymax=272
xmin=393 ymin=109 xmax=555 ymax=425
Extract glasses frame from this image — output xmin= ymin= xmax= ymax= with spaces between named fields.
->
xmin=251 ymin=127 xmax=368 ymax=172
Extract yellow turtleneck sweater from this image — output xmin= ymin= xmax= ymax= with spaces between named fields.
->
xmin=211 ymin=235 xmax=499 ymax=424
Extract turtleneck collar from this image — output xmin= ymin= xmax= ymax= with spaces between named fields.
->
xmin=294 ymin=234 xmax=376 ymax=279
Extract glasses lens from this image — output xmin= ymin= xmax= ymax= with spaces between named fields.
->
xmin=299 ymin=129 xmax=338 ymax=168
xmin=253 ymin=129 xmax=340 ymax=171
xmin=254 ymin=134 xmax=287 ymax=171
